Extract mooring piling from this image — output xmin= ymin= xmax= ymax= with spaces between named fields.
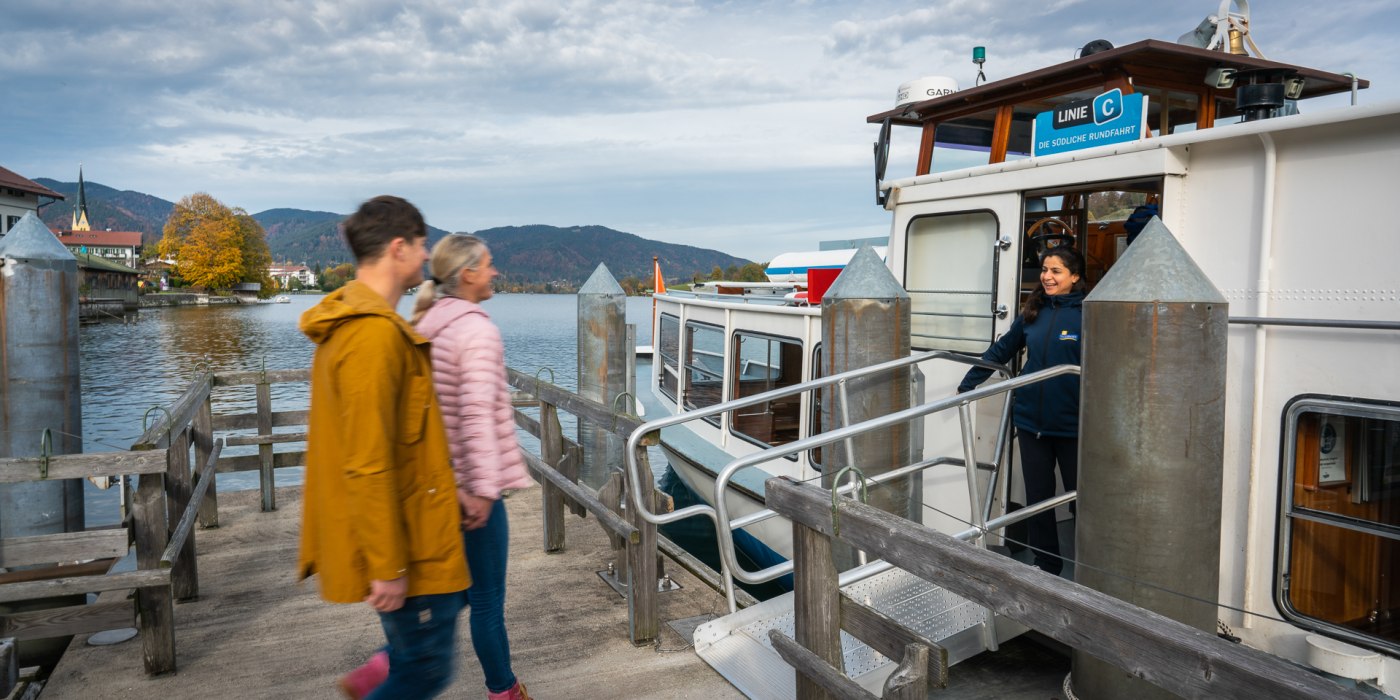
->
xmin=0 ymin=212 xmax=85 ymax=539
xmin=820 ymin=246 xmax=915 ymax=569
xmin=577 ymin=263 xmax=628 ymax=486
xmin=1073 ymin=217 xmax=1229 ymax=700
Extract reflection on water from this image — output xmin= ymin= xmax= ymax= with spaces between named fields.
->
xmin=79 ymin=293 xmax=655 ymax=526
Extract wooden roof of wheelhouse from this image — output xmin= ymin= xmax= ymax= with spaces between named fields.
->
xmin=868 ymin=39 xmax=1367 ymax=173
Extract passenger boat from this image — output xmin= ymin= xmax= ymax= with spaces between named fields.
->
xmin=636 ymin=4 xmax=1400 ymax=697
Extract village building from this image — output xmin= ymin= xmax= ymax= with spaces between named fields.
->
xmin=0 ymin=164 xmax=64 ymax=237
xmin=52 ymin=167 xmax=144 ymax=269
xmin=75 ymin=251 xmax=142 ymax=310
xmin=268 ymin=262 xmax=317 ymax=289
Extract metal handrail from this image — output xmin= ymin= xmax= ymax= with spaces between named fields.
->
xmin=706 ymin=364 xmax=1080 ymax=610
xmin=623 ymin=350 xmax=1009 ymax=530
xmin=624 ymin=350 xmax=1053 ymax=610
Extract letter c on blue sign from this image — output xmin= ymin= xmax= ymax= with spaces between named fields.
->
xmin=1094 ymin=89 xmax=1123 ymax=124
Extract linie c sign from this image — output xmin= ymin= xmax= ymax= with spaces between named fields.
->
xmin=1032 ymin=89 xmax=1147 ymax=157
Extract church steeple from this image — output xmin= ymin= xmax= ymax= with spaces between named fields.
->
xmin=71 ymin=165 xmax=90 ymax=231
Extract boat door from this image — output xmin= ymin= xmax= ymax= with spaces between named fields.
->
xmin=887 ymin=192 xmax=1023 ymax=532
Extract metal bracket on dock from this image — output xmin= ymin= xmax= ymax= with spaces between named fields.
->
xmin=39 ymin=428 xmax=52 ymax=479
xmin=597 ymin=561 xmax=682 ymax=597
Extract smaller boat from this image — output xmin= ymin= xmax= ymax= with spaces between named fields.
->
xmin=273 ymin=295 xmax=291 ymax=304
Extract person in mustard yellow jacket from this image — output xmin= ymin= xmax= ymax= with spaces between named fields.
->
xmin=298 ymin=195 xmax=470 ymax=700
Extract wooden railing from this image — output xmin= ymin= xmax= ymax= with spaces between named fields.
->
xmin=763 ymin=476 xmax=1370 ymax=700
xmin=0 ymin=360 xmax=748 ymax=681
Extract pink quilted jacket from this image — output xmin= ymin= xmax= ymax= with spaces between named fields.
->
xmin=415 ymin=296 xmax=532 ymax=500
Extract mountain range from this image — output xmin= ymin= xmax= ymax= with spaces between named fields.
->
xmin=34 ymin=178 xmax=751 ymax=288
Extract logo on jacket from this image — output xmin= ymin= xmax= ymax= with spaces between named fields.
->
xmin=1059 ymin=330 xmax=1079 ymax=341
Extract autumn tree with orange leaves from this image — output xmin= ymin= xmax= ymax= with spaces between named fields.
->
xmin=159 ymin=193 xmax=274 ymax=293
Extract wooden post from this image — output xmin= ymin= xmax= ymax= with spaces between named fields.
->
xmin=539 ymin=401 xmax=565 ymax=553
xmin=131 ymin=472 xmax=175 ymax=675
xmin=626 ymin=444 xmax=658 ymax=646
xmin=192 ymin=391 xmax=218 ymax=528
xmin=882 ymin=644 xmax=931 ymax=700
xmin=0 ymin=638 xmax=15 ymax=698
xmin=256 ymin=379 xmax=275 ymax=511
xmin=793 ymin=518 xmax=842 ymax=700
xmin=165 ymin=427 xmax=198 ymax=602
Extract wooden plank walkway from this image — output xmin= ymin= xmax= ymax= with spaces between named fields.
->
xmin=42 ymin=484 xmax=742 ymax=699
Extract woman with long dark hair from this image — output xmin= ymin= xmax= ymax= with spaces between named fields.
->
xmin=958 ymin=246 xmax=1087 ymax=575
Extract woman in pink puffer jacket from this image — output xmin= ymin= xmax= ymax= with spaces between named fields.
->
xmin=411 ymin=234 xmax=533 ymax=700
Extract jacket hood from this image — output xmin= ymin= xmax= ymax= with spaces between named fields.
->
xmin=414 ymin=296 xmax=488 ymax=341
xmin=299 ymin=280 xmax=427 ymax=346
xmin=1047 ymin=291 xmax=1085 ymax=308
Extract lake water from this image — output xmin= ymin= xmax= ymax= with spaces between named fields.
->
xmin=77 ymin=292 xmax=784 ymax=597
xmin=77 ymin=292 xmax=654 ymax=525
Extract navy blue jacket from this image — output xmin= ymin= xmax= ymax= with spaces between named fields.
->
xmin=957 ymin=292 xmax=1083 ymax=437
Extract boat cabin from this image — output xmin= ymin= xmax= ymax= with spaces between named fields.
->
xmin=868 ymin=39 xmax=1366 ymax=173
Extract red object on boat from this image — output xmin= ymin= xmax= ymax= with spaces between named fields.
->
xmin=806 ymin=267 xmax=841 ymax=305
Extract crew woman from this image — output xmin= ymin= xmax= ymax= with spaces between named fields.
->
xmin=413 ymin=234 xmax=533 ymax=700
xmin=957 ymin=245 xmax=1086 ymax=575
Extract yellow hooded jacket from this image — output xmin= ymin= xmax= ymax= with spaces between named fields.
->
xmin=297 ymin=281 xmax=469 ymax=603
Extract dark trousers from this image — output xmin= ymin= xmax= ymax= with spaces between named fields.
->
xmin=366 ymin=590 xmax=467 ymax=699
xmin=1017 ymin=432 xmax=1079 ymax=575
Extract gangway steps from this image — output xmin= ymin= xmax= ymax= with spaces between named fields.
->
xmin=694 ymin=566 xmax=1000 ymax=699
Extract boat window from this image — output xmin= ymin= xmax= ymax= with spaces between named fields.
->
xmin=683 ymin=321 xmax=725 ymax=426
xmin=1136 ymin=87 xmax=1204 ymax=136
xmin=657 ymin=314 xmax=680 ymax=401
xmin=904 ymin=211 xmax=998 ymax=353
xmin=728 ymin=332 xmax=803 ymax=452
xmin=1278 ymin=397 xmax=1400 ymax=653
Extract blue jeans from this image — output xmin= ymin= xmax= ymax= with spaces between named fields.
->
xmin=366 ymin=590 xmax=467 ymax=700
xmin=465 ymin=498 xmax=517 ymax=693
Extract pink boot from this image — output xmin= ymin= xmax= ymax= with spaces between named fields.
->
xmin=338 ymin=651 xmax=389 ymax=700
xmin=487 ymin=681 xmax=532 ymax=700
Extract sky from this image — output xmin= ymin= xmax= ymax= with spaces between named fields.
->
xmin=4 ymin=1 xmax=1398 ymax=262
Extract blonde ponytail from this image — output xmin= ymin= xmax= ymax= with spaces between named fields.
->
xmin=409 ymin=234 xmax=490 ymax=325
xmin=410 ymin=279 xmax=438 ymax=324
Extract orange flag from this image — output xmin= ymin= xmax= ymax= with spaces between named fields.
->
xmin=653 ymin=256 xmax=666 ymax=294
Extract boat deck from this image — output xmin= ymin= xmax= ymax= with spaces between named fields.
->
xmin=39 ymin=484 xmax=742 ymax=699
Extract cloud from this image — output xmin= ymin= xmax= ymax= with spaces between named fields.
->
xmin=2 ymin=0 xmax=1397 ymax=261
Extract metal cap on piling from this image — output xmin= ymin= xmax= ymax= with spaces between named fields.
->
xmin=1073 ymin=216 xmax=1228 ymax=700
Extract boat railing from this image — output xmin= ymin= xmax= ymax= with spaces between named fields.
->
xmin=623 ymin=349 xmax=1049 ymax=611
xmin=763 ymin=474 xmax=1368 ymax=700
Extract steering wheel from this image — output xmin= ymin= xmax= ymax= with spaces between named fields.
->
xmin=1026 ymin=217 xmax=1075 ymax=256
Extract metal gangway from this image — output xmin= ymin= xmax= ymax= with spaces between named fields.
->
xmin=624 ymin=351 xmax=1081 ymax=697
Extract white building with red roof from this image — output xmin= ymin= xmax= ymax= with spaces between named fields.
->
xmin=268 ymin=262 xmax=317 ymax=289
xmin=0 ymin=164 xmax=64 ymax=236
xmin=50 ymin=167 xmax=144 ymax=268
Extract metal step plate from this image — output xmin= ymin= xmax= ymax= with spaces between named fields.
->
xmin=694 ymin=567 xmax=993 ymax=699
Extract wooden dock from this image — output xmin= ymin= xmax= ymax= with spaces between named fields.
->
xmin=40 ymin=485 xmax=742 ymax=699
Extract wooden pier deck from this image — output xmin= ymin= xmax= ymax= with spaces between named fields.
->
xmin=41 ymin=484 xmax=742 ymax=699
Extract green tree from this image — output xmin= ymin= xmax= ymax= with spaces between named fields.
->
xmin=320 ymin=262 xmax=356 ymax=292
xmin=737 ymin=262 xmax=767 ymax=282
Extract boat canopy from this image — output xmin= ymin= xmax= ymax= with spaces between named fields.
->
xmin=868 ymin=39 xmax=1367 ymax=173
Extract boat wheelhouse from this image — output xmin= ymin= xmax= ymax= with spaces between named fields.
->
xmin=640 ymin=18 xmax=1400 ymax=698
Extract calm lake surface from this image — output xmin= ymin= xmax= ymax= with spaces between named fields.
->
xmin=78 ymin=291 xmax=785 ymax=598
xmin=78 ymin=293 xmax=655 ymax=526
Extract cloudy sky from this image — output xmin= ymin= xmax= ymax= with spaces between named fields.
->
xmin=4 ymin=0 xmax=1398 ymax=261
